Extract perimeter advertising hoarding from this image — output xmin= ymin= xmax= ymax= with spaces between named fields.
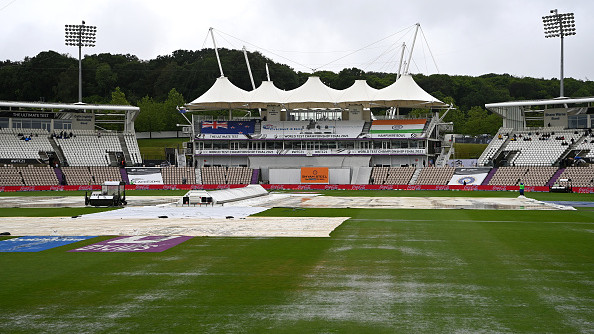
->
xmin=0 ymin=184 xmax=592 ymax=193
xmin=126 ymin=167 xmax=164 ymax=185
xmin=448 ymin=168 xmax=491 ymax=186
xmin=301 ymin=167 xmax=329 ymax=184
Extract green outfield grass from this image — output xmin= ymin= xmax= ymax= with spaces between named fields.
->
xmin=137 ymin=137 xmax=188 ymax=160
xmin=0 ymin=194 xmax=592 ymax=333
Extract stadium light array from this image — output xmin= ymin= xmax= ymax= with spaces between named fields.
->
xmin=542 ymin=9 xmax=576 ymax=97
xmin=65 ymin=21 xmax=97 ymax=103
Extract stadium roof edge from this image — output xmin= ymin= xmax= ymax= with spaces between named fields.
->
xmin=485 ymin=96 xmax=594 ymax=109
xmin=0 ymin=100 xmax=139 ymax=112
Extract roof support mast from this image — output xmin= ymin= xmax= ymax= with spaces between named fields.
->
xmin=396 ymin=42 xmax=406 ymax=80
xmin=209 ymin=27 xmax=224 ymax=77
xmin=243 ymin=46 xmax=260 ymax=117
xmin=242 ymin=46 xmax=256 ymax=90
xmin=404 ymin=23 xmax=420 ymax=75
xmin=265 ymin=64 xmax=271 ymax=81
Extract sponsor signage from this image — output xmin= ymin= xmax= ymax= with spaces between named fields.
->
xmin=1 ymin=184 xmax=591 ymax=193
xmin=0 ymin=236 xmax=96 ymax=252
xmin=195 ymin=148 xmax=425 ymax=156
xmin=69 ymin=236 xmax=193 ymax=253
xmin=448 ymin=167 xmax=492 ymax=186
xmin=0 ymin=111 xmax=56 ymax=119
xmin=0 ymin=159 xmax=42 ymax=164
xmin=198 ymin=134 xmax=249 ymax=139
xmin=126 ymin=167 xmax=164 ymax=185
xmin=369 ymin=119 xmax=426 ymax=138
xmin=301 ymin=167 xmax=329 ymax=184
xmin=201 ymin=121 xmax=255 ymax=134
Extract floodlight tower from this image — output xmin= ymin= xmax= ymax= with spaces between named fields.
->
xmin=542 ymin=9 xmax=576 ymax=97
xmin=65 ymin=21 xmax=96 ymax=102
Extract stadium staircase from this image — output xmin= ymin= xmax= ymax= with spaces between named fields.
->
xmin=54 ymin=167 xmax=65 ymax=185
xmin=482 ymin=168 xmax=497 ymax=185
xmin=547 ymin=168 xmax=565 ymax=187
xmin=362 ymin=121 xmax=372 ymax=134
xmin=119 ymin=167 xmax=129 ymax=184
xmin=48 ymin=137 xmax=68 ymax=166
xmin=118 ymin=134 xmax=133 ymax=165
xmin=250 ymin=169 xmax=259 ymax=184
xmin=408 ymin=168 xmax=422 ymax=185
xmin=254 ymin=121 xmax=261 ymax=134
xmin=195 ymin=168 xmax=202 ymax=184
xmin=435 ymin=146 xmax=454 ymax=167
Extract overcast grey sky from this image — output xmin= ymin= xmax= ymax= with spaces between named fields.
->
xmin=1 ymin=0 xmax=592 ymax=80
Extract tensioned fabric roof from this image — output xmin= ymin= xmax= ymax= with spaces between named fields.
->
xmin=283 ymin=76 xmax=341 ymax=109
xmin=247 ymin=80 xmax=288 ymax=108
xmin=187 ymin=74 xmax=447 ymax=110
xmin=188 ymin=76 xmax=249 ymax=109
xmin=336 ymin=79 xmax=380 ymax=108
xmin=373 ymin=75 xmax=445 ymax=108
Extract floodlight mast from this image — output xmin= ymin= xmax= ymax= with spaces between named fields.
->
xmin=542 ymin=9 xmax=576 ymax=97
xmin=65 ymin=21 xmax=96 ymax=103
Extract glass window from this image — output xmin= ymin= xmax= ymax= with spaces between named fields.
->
xmin=0 ymin=117 xmax=8 ymax=128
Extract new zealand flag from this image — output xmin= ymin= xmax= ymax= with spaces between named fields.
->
xmin=201 ymin=121 xmax=255 ymax=134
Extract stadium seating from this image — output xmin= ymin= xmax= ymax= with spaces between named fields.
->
xmin=0 ymin=166 xmax=24 ymax=186
xmin=0 ymin=129 xmax=54 ymax=160
xmin=124 ymin=132 xmax=143 ymax=165
xmin=477 ymin=128 xmax=512 ymax=166
xmin=556 ymin=166 xmax=594 ymax=187
xmin=574 ymin=132 xmax=594 ymax=159
xmin=505 ymin=130 xmax=582 ymax=167
xmin=201 ymin=166 xmax=253 ymax=184
xmin=161 ymin=166 xmax=196 ymax=184
xmin=61 ymin=166 xmax=122 ymax=185
xmin=56 ymin=131 xmax=122 ymax=166
xmin=227 ymin=167 xmax=253 ymax=184
xmin=415 ymin=167 xmax=455 ymax=185
xmin=487 ymin=166 xmax=557 ymax=186
xmin=18 ymin=166 xmax=59 ymax=186
xmin=371 ymin=166 xmax=416 ymax=184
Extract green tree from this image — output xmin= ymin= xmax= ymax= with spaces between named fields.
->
xmin=162 ymin=88 xmax=187 ymax=130
xmin=136 ymin=96 xmax=165 ymax=132
xmin=96 ymin=63 xmax=117 ymax=96
xmin=110 ymin=87 xmax=129 ymax=105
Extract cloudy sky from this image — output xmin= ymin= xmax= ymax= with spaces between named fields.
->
xmin=1 ymin=0 xmax=592 ymax=80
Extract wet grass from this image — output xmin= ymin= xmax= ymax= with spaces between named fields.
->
xmin=0 ymin=198 xmax=592 ymax=332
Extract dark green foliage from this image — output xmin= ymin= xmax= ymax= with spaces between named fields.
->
xmin=2 ymin=49 xmax=593 ymax=134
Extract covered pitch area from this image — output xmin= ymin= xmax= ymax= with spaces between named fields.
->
xmin=0 ymin=189 xmax=592 ymax=333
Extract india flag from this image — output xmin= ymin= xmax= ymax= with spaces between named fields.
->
xmin=369 ymin=119 xmax=427 ymax=134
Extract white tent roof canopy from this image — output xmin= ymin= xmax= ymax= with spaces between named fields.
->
xmin=336 ymin=80 xmax=380 ymax=108
xmin=188 ymin=76 xmax=249 ymax=109
xmin=187 ymin=74 xmax=447 ymax=110
xmin=374 ymin=75 xmax=446 ymax=108
xmin=247 ymin=80 xmax=288 ymax=108
xmin=283 ymin=76 xmax=341 ymax=109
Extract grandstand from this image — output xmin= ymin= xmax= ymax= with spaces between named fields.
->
xmin=1 ymin=83 xmax=593 ymax=191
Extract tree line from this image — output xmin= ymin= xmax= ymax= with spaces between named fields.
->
xmin=1 ymin=49 xmax=593 ymax=135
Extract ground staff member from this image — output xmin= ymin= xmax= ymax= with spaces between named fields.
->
xmin=519 ymin=182 xmax=525 ymax=196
